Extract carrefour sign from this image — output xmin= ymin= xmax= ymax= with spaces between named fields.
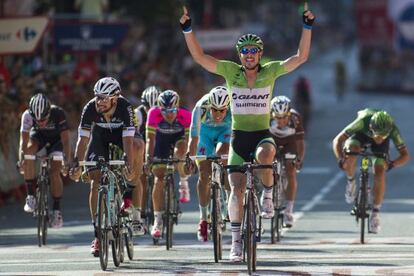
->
xmin=0 ymin=17 xmax=49 ymax=55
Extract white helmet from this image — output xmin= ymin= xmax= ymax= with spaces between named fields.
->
xmin=209 ymin=86 xmax=230 ymax=109
xmin=29 ymin=92 xmax=51 ymax=120
xmin=271 ymin=95 xmax=291 ymax=115
xmin=94 ymin=77 xmax=121 ymax=97
xmin=141 ymin=86 xmax=161 ymax=107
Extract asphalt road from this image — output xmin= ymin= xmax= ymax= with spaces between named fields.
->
xmin=1 ymin=47 xmax=414 ymax=275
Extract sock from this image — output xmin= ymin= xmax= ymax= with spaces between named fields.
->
xmin=124 ymin=184 xmax=135 ymax=199
xmin=25 ymin=179 xmax=36 ymax=195
xmin=154 ymin=211 xmax=164 ymax=227
xmin=92 ymin=221 xmax=97 ymax=238
xmin=199 ymin=205 xmax=208 ymax=221
xmin=373 ymin=205 xmax=381 ymax=212
xmin=132 ymin=207 xmax=141 ymax=221
xmin=231 ymin=222 xmax=241 ymax=243
xmin=263 ymin=186 xmax=273 ymax=199
xmin=347 ymin=176 xmax=355 ymax=183
xmin=53 ymin=197 xmax=61 ymax=211
xmin=286 ymin=200 xmax=294 ymax=213
xmin=180 ymin=176 xmax=189 ymax=187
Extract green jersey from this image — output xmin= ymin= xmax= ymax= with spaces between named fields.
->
xmin=344 ymin=108 xmax=406 ymax=149
xmin=216 ymin=60 xmax=287 ymax=131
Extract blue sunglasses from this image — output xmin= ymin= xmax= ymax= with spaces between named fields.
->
xmin=161 ymin=107 xmax=177 ymax=114
xmin=240 ymin=47 xmax=260 ymax=55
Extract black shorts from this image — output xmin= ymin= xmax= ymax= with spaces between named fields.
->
xmin=154 ymin=132 xmax=185 ymax=159
xmin=345 ymin=133 xmax=390 ymax=157
xmin=228 ymin=129 xmax=275 ymax=172
xmin=30 ymin=130 xmax=63 ymax=155
xmin=86 ymin=130 xmax=124 ymax=171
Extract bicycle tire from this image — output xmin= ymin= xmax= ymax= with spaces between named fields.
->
xmin=125 ymin=226 xmax=134 ymax=260
xmin=97 ymin=191 xmax=109 ymax=271
xmin=211 ymin=185 xmax=222 ymax=263
xmin=359 ymin=174 xmax=367 ymax=244
xmin=37 ymin=179 xmax=48 ymax=247
xmin=166 ymin=175 xmax=174 ymax=250
xmin=146 ymin=174 xmax=155 ymax=229
xmin=245 ymin=191 xmax=255 ymax=275
xmin=112 ymin=196 xmax=122 ymax=267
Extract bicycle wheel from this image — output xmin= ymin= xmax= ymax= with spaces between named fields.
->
xmin=244 ymin=191 xmax=256 ymax=275
xmin=165 ymin=175 xmax=174 ymax=250
xmin=37 ymin=179 xmax=48 ymax=247
xmin=97 ymin=190 xmax=109 ymax=271
xmin=112 ymin=196 xmax=122 ymax=267
xmin=145 ymin=174 xmax=155 ymax=229
xmin=359 ymin=177 xmax=367 ymax=244
xmin=211 ymin=185 xmax=222 ymax=263
xmin=125 ymin=225 xmax=134 ymax=260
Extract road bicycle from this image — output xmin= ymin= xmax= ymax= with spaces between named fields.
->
xmin=78 ymin=158 xmax=131 ymax=270
xmin=226 ymin=162 xmax=273 ymax=275
xmin=150 ymin=157 xmax=187 ymax=250
xmin=191 ymin=155 xmax=229 ymax=263
xmin=346 ymin=147 xmax=386 ymax=244
xmin=271 ymin=147 xmax=296 ymax=243
xmin=24 ymin=154 xmax=63 ymax=247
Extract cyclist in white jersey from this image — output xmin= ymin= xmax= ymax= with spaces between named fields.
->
xmin=180 ymin=4 xmax=315 ymax=261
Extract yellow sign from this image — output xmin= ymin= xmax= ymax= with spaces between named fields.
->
xmin=0 ymin=17 xmax=49 ymax=55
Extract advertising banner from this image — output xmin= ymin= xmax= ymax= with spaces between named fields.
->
xmin=54 ymin=22 xmax=129 ymax=52
xmin=0 ymin=17 xmax=49 ymax=55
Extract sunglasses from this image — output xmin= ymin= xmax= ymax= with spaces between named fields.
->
xmin=36 ymin=115 xmax=49 ymax=123
xmin=161 ymin=107 xmax=177 ymax=114
xmin=211 ymin=107 xmax=227 ymax=113
xmin=273 ymin=113 xmax=289 ymax=119
xmin=96 ymin=95 xmax=111 ymax=103
xmin=240 ymin=47 xmax=260 ymax=55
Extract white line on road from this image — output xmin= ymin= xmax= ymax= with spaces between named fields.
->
xmin=290 ymin=171 xmax=344 ymax=226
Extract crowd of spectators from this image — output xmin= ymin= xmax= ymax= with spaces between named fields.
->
xmin=0 ymin=0 xmax=354 ymax=203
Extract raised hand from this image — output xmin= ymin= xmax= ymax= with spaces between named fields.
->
xmin=180 ymin=6 xmax=192 ymax=32
xmin=303 ymin=2 xmax=315 ymax=27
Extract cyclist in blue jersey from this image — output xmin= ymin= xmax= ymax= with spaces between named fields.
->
xmin=187 ymin=86 xmax=231 ymax=242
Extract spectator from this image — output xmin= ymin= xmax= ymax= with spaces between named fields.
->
xmin=75 ymin=0 xmax=108 ymax=21
xmin=293 ymin=75 xmax=312 ymax=131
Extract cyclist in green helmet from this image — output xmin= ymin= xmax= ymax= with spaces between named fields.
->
xmin=333 ymin=108 xmax=409 ymax=234
xmin=180 ymin=4 xmax=315 ymax=262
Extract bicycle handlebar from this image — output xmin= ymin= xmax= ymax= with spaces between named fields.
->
xmin=77 ymin=160 xmax=126 ymax=167
xmin=151 ymin=158 xmax=187 ymax=165
xmin=24 ymin=154 xmax=64 ymax=161
xmin=189 ymin=155 xmax=228 ymax=161
xmin=224 ymin=163 xmax=274 ymax=171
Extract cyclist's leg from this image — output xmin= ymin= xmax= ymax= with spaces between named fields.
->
xmin=343 ymin=135 xmax=364 ymax=177
xmin=281 ymin=140 xmax=298 ymax=225
xmin=216 ymin=127 xmax=231 ymax=192
xmin=371 ymin=139 xmax=390 ymax=209
xmin=132 ymin=136 xmax=145 ymax=220
xmin=175 ymin=139 xmax=191 ymax=203
xmin=152 ymin=165 xmax=166 ymax=236
xmin=23 ymin=132 xmax=40 ymax=212
xmin=47 ymin=141 xmax=64 ymax=228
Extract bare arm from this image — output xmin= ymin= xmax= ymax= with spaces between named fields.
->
xmin=296 ymin=138 xmax=305 ymax=163
xmin=74 ymin=136 xmax=89 ymax=161
xmin=60 ymin=129 xmax=72 ymax=162
xmin=180 ymin=6 xmax=218 ymax=73
xmin=332 ymin=132 xmax=348 ymax=160
xmin=145 ymin=132 xmax=155 ymax=162
xmin=187 ymin=136 xmax=199 ymax=156
xmin=19 ymin=131 xmax=29 ymax=161
xmin=282 ymin=6 xmax=314 ymax=73
xmin=392 ymin=147 xmax=410 ymax=168
xmin=122 ymin=136 xmax=135 ymax=168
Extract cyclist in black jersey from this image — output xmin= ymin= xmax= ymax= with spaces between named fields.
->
xmin=19 ymin=92 xmax=71 ymax=228
xmin=130 ymin=85 xmax=161 ymax=235
xmin=70 ymin=77 xmax=139 ymax=256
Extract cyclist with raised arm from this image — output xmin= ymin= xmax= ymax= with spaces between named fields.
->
xmin=146 ymin=90 xmax=192 ymax=240
xmin=70 ymin=77 xmax=138 ymax=256
xmin=180 ymin=4 xmax=314 ymax=261
xmin=187 ymin=86 xmax=232 ymax=242
xmin=130 ymin=85 xmax=161 ymax=235
xmin=19 ymin=92 xmax=71 ymax=228
xmin=269 ymin=96 xmax=305 ymax=228
xmin=333 ymin=109 xmax=409 ymax=233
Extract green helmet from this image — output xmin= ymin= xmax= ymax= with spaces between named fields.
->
xmin=236 ymin=33 xmax=264 ymax=52
xmin=370 ymin=111 xmax=393 ymax=136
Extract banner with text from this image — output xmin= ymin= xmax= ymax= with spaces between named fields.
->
xmin=0 ymin=17 xmax=49 ymax=55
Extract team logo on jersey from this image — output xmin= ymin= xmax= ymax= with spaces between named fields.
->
xmin=231 ymin=86 xmax=271 ymax=115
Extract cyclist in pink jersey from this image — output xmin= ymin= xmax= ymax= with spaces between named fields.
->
xmin=145 ymin=90 xmax=192 ymax=239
